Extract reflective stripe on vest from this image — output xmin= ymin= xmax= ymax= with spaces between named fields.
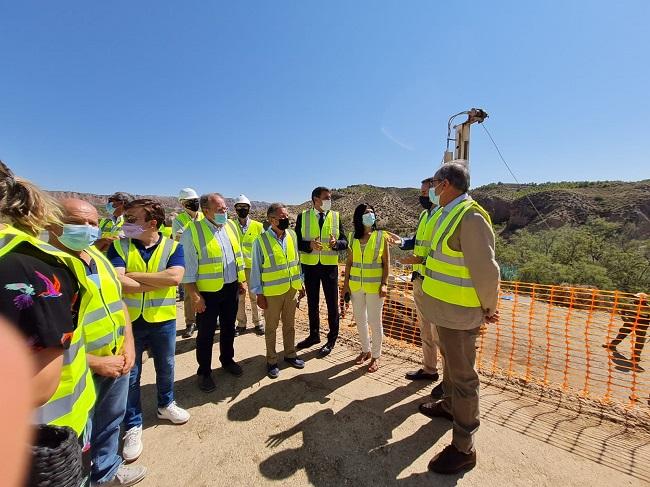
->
xmin=0 ymin=226 xmax=96 ymax=436
xmin=348 ymin=231 xmax=385 ymax=293
xmin=422 ymin=199 xmax=493 ymax=307
xmin=114 ymin=236 xmax=178 ymax=322
xmin=413 ymin=208 xmax=442 ymax=275
xmin=99 ymin=216 xmax=124 ymax=238
xmin=259 ymin=229 xmax=302 ymax=296
xmin=81 ymin=246 xmax=126 ymax=356
xmin=231 ymin=219 xmax=265 ymax=269
xmin=189 ymin=219 xmax=246 ymax=292
xmin=299 ymin=209 xmax=340 ymax=265
xmin=174 ymin=211 xmax=204 ymax=232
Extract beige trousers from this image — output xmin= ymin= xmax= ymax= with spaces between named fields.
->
xmin=237 ymin=268 xmax=261 ymax=326
xmin=413 ymin=278 xmax=439 ymax=374
xmin=436 ymin=324 xmax=481 ymax=454
xmin=183 ymin=285 xmax=196 ymax=325
xmin=264 ymin=289 xmax=298 ymax=364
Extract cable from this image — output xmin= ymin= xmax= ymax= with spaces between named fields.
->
xmin=480 ymin=123 xmax=552 ymax=231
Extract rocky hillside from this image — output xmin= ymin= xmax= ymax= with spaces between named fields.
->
xmin=48 ymin=179 xmax=650 ymax=238
xmin=474 ymin=180 xmax=650 ymax=238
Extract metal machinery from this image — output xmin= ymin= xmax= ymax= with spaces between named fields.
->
xmin=443 ymin=108 xmax=489 ymax=165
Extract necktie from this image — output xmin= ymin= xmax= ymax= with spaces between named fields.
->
xmin=318 ymin=212 xmax=325 ymax=228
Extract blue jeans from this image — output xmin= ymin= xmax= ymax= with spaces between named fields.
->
xmin=124 ymin=319 xmax=176 ymax=430
xmin=90 ymin=373 xmax=129 ymax=484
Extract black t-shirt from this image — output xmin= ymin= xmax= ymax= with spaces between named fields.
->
xmin=0 ymin=242 xmax=80 ymax=351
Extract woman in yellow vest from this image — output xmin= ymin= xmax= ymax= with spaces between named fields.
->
xmin=343 ymin=203 xmax=390 ymax=373
xmin=0 ymin=161 xmax=95 ymax=483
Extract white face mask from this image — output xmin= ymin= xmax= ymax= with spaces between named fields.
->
xmin=321 ymin=199 xmax=332 ymax=212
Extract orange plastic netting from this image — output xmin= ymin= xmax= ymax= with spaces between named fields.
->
xmin=297 ymin=267 xmax=650 ymax=410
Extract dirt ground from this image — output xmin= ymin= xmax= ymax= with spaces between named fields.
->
xmin=128 ymin=303 xmax=650 ymax=486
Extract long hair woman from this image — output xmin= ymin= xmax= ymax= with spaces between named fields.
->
xmin=0 ymin=161 xmax=90 ymax=485
xmin=343 ymin=203 xmax=390 ymax=372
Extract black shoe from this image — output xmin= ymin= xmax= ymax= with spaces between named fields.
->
xmin=405 ymin=369 xmax=439 ymax=381
xmin=254 ymin=324 xmax=265 ymax=336
xmin=431 ymin=382 xmax=444 ymax=400
xmin=428 ymin=444 xmax=476 ymax=474
xmin=284 ymin=357 xmax=305 ymax=369
xmin=182 ymin=323 xmax=197 ymax=339
xmin=235 ymin=326 xmax=246 ymax=337
xmin=296 ymin=336 xmax=321 ymax=350
xmin=267 ymin=363 xmax=280 ymax=379
xmin=318 ymin=342 xmax=335 ymax=357
xmin=198 ymin=374 xmax=216 ymax=393
xmin=223 ymin=361 xmax=243 ymax=377
xmin=419 ymin=401 xmax=453 ymax=421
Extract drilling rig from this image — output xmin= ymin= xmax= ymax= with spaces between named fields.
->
xmin=443 ymin=108 xmax=489 ymax=165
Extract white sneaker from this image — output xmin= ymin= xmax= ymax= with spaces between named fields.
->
xmin=102 ymin=464 xmax=147 ymax=486
xmin=157 ymin=401 xmax=190 ymax=424
xmin=122 ymin=426 xmax=143 ymax=462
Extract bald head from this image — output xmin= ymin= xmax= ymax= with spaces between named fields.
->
xmin=59 ymin=198 xmax=99 ymax=226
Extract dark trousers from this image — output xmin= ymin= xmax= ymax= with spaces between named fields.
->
xmin=196 ymin=282 xmax=239 ymax=376
xmin=303 ymin=263 xmax=340 ymax=344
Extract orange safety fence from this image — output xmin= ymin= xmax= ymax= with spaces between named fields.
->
xmin=296 ymin=267 xmax=650 ymax=411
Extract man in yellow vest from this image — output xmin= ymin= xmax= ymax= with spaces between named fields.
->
xmin=389 ymin=177 xmax=444 ymax=398
xmin=49 ymin=198 xmax=147 ymax=486
xmin=182 ymin=193 xmax=247 ymax=393
xmin=249 ymin=203 xmax=306 ymax=379
xmin=295 ymin=186 xmax=348 ymax=357
xmin=411 ymin=162 xmax=499 ymax=475
xmin=232 ymin=194 xmax=265 ymax=336
xmin=96 ymin=192 xmax=132 ymax=252
xmin=172 ymin=188 xmax=204 ymax=339
xmin=108 ymin=199 xmax=190 ymax=463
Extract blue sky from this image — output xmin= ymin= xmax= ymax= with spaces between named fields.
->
xmin=1 ymin=1 xmax=648 ymax=204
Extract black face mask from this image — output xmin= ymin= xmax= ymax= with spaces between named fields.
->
xmin=236 ymin=207 xmax=249 ymax=219
xmin=184 ymin=199 xmax=200 ymax=212
xmin=419 ymin=195 xmax=433 ymax=210
xmin=278 ymin=218 xmax=290 ymax=230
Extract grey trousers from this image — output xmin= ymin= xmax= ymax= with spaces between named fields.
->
xmin=436 ymin=325 xmax=481 ymax=454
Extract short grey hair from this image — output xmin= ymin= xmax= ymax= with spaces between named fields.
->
xmin=434 ymin=162 xmax=470 ymax=193
xmin=267 ymin=202 xmax=286 ymax=219
xmin=200 ymin=193 xmax=224 ymax=210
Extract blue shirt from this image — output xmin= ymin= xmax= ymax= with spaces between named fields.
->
xmin=181 ymin=219 xmax=238 ymax=285
xmin=249 ymin=227 xmax=303 ymax=295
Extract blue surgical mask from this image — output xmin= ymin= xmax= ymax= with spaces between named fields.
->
xmin=105 ymin=202 xmax=116 ymax=215
xmin=362 ymin=212 xmax=376 ymax=227
xmin=429 ymin=183 xmax=444 ymax=207
xmin=58 ymin=224 xmax=100 ymax=251
xmin=215 ymin=212 xmax=228 ymax=225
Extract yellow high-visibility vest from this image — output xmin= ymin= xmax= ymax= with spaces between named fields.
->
xmin=114 ymin=236 xmax=179 ymax=322
xmin=422 ymin=199 xmax=493 ymax=307
xmin=348 ymin=230 xmax=385 ymax=293
xmin=82 ymin=246 xmax=126 ymax=357
xmin=299 ymin=209 xmax=340 ymax=265
xmin=257 ymin=229 xmax=302 ymax=296
xmin=231 ymin=218 xmax=264 ymax=268
xmin=187 ymin=219 xmax=246 ymax=292
xmin=0 ymin=226 xmax=95 ymax=437
xmin=413 ymin=208 xmax=442 ymax=275
xmin=99 ymin=215 xmax=124 ymax=238
xmin=173 ymin=211 xmax=204 ymax=232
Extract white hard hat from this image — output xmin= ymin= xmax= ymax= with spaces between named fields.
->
xmin=234 ymin=194 xmax=251 ymax=206
xmin=178 ymin=188 xmax=199 ymax=201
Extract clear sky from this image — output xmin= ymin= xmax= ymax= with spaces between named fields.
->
xmin=1 ymin=1 xmax=648 ymax=204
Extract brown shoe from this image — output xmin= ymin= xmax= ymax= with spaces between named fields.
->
xmin=428 ymin=444 xmax=476 ymax=474
xmin=418 ymin=401 xmax=453 ymax=421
